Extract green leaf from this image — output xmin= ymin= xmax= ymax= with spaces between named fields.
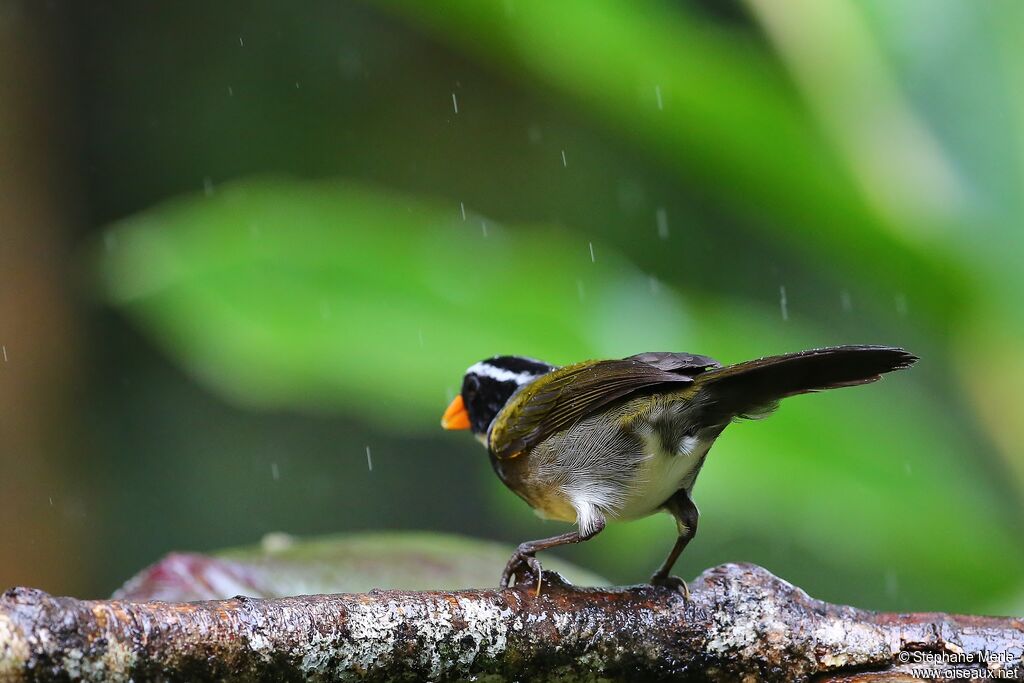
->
xmin=99 ymin=177 xmax=691 ymax=430
xmin=114 ymin=531 xmax=608 ymax=600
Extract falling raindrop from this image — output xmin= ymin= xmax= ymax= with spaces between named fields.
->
xmin=294 ymin=81 xmax=300 ymax=89
xmin=884 ymin=570 xmax=899 ymax=599
xmin=895 ymin=293 xmax=908 ymax=316
xmin=840 ymin=289 xmax=852 ymax=312
xmin=561 ymin=149 xmax=568 ymax=167
xmin=451 ymin=92 xmax=459 ymax=114
xmin=271 ymin=463 xmax=280 ymax=481
xmin=588 ymin=242 xmax=595 ymax=262
xmin=366 ymin=446 xmax=373 ymax=472
xmin=460 ymin=201 xmax=466 ymax=221
xmin=779 ymin=285 xmax=789 ymax=321
xmin=655 ymin=84 xmax=663 ymax=110
xmin=239 ymin=36 xmax=244 ymax=47
xmin=1 ymin=345 xmax=7 ymax=362
xmin=481 ymin=220 xmax=488 ymax=237
xmin=48 ymin=496 xmax=53 ymax=506
xmin=227 ymin=86 xmax=234 ymax=97
xmin=656 ymin=207 xmax=669 ymax=239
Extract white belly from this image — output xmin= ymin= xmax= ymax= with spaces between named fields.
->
xmin=613 ymin=437 xmax=711 ymax=520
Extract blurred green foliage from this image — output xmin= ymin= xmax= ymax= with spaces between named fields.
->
xmin=45 ymin=0 xmax=1023 ymax=612
xmin=101 ymin=174 xmax=1019 ymax=610
xmin=100 ymin=179 xmax=691 ymax=421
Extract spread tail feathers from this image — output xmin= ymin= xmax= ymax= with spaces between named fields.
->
xmin=694 ymin=345 xmax=917 ymax=423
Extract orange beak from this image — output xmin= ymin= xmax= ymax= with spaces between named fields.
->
xmin=441 ymin=395 xmax=471 ymax=430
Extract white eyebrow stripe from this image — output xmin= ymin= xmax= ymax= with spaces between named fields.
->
xmin=466 ymin=362 xmax=540 ymax=385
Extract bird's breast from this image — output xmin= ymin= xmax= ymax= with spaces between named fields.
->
xmin=614 ymin=436 xmax=711 ymax=520
xmin=489 ymin=395 xmax=715 ymax=524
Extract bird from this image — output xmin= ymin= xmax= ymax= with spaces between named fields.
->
xmin=441 ymin=345 xmax=917 ymax=594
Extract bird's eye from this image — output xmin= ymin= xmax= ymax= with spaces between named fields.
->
xmin=464 ymin=375 xmax=481 ymax=394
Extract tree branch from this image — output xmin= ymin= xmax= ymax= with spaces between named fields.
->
xmin=1 ymin=563 xmax=1021 ymax=682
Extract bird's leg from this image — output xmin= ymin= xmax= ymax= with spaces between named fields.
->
xmin=501 ymin=517 xmax=606 ymax=591
xmin=650 ymin=488 xmax=699 ymax=598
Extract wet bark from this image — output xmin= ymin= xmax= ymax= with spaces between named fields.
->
xmin=1 ymin=563 xmax=1021 ymax=682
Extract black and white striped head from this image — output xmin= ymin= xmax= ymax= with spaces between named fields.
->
xmin=441 ymin=356 xmax=556 ymax=436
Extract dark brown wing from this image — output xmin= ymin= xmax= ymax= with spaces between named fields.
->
xmin=488 ymin=358 xmax=695 ymax=459
xmin=625 ymin=351 xmax=721 ymax=374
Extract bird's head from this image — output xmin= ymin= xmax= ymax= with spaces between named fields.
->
xmin=441 ymin=356 xmax=555 ymax=439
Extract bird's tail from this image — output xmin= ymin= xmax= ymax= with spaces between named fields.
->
xmin=692 ymin=345 xmax=917 ymax=424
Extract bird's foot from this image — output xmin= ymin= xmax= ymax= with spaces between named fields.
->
xmin=650 ymin=573 xmax=690 ymax=600
xmin=501 ymin=549 xmax=544 ymax=594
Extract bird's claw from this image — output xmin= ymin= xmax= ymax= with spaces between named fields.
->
xmin=501 ymin=550 xmax=544 ymax=593
xmin=650 ymin=574 xmax=690 ymax=600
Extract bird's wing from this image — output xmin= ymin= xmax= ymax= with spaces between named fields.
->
xmin=488 ymin=358 xmax=695 ymax=459
xmin=624 ymin=351 xmax=721 ymax=374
